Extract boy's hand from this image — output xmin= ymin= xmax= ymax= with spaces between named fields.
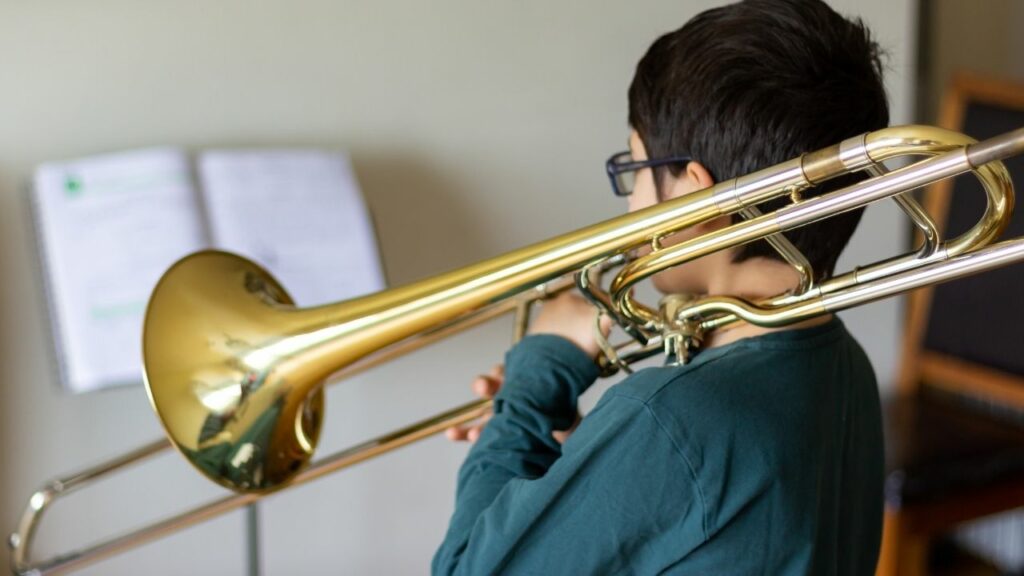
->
xmin=446 ymin=364 xmax=503 ymax=443
xmin=528 ymin=292 xmax=612 ymax=358
xmin=444 ymin=362 xmax=580 ymax=444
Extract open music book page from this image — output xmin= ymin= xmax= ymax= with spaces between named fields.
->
xmin=33 ymin=148 xmax=206 ymax=393
xmin=33 ymin=147 xmax=384 ymax=394
xmin=197 ymin=149 xmax=385 ymax=307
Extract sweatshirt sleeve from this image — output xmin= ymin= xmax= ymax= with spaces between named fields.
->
xmin=432 ymin=335 xmax=705 ymax=575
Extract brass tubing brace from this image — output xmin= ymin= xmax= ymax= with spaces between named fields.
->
xmin=661 ymin=127 xmax=1018 ymax=334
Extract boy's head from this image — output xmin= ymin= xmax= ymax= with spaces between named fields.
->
xmin=626 ymin=0 xmax=889 ymax=289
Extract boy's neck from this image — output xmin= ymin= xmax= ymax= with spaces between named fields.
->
xmin=699 ymin=256 xmax=833 ymax=349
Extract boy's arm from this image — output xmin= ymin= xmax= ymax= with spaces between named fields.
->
xmin=450 ymin=333 xmax=596 ymax=508
xmin=432 ymin=334 xmax=705 ymax=575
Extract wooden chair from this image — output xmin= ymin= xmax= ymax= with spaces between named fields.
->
xmin=876 ymin=72 xmax=1024 ymax=575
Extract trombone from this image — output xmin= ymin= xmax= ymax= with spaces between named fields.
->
xmin=10 ymin=124 xmax=1024 ymax=575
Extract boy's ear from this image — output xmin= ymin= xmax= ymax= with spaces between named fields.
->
xmin=665 ymin=160 xmax=715 ymax=200
xmin=685 ymin=161 xmax=715 ymax=190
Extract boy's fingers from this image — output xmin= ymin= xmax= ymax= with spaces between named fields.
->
xmin=446 ymin=426 xmax=468 ymax=441
xmin=472 ymin=375 xmax=501 ymax=398
xmin=447 ymin=378 xmax=501 ymax=443
xmin=446 ymin=412 xmax=493 ymax=442
xmin=467 ymin=414 xmax=496 ymax=443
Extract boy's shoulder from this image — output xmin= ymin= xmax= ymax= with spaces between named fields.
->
xmin=605 ymin=344 xmax=744 ymax=409
xmin=605 ymin=316 xmax=867 ymax=413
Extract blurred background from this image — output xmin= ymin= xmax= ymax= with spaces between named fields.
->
xmin=0 ymin=1 xmax=1021 ymax=574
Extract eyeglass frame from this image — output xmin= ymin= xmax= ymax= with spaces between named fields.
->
xmin=605 ymin=151 xmax=694 ymax=197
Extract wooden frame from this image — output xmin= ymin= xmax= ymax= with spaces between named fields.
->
xmin=896 ymin=71 xmax=1024 ymax=406
xmin=878 ymin=478 xmax=1024 ymax=575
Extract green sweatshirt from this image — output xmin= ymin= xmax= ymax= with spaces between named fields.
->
xmin=433 ymin=317 xmax=883 ymax=575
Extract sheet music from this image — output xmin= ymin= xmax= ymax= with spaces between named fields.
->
xmin=33 ymin=148 xmax=206 ymax=393
xmin=198 ymin=149 xmax=385 ymax=306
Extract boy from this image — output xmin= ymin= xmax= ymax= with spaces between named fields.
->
xmin=435 ymin=0 xmax=888 ymax=573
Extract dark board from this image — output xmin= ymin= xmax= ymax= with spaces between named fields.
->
xmin=922 ymin=101 xmax=1024 ymax=376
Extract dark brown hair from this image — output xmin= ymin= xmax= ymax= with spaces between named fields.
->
xmin=628 ymin=0 xmax=889 ymax=278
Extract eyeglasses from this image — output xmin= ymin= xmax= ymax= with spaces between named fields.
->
xmin=605 ymin=151 xmax=693 ymax=197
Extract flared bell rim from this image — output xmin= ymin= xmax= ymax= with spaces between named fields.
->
xmin=141 ymin=250 xmax=324 ymax=493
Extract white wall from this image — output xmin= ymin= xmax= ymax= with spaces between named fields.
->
xmin=0 ymin=1 xmax=915 ymax=574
